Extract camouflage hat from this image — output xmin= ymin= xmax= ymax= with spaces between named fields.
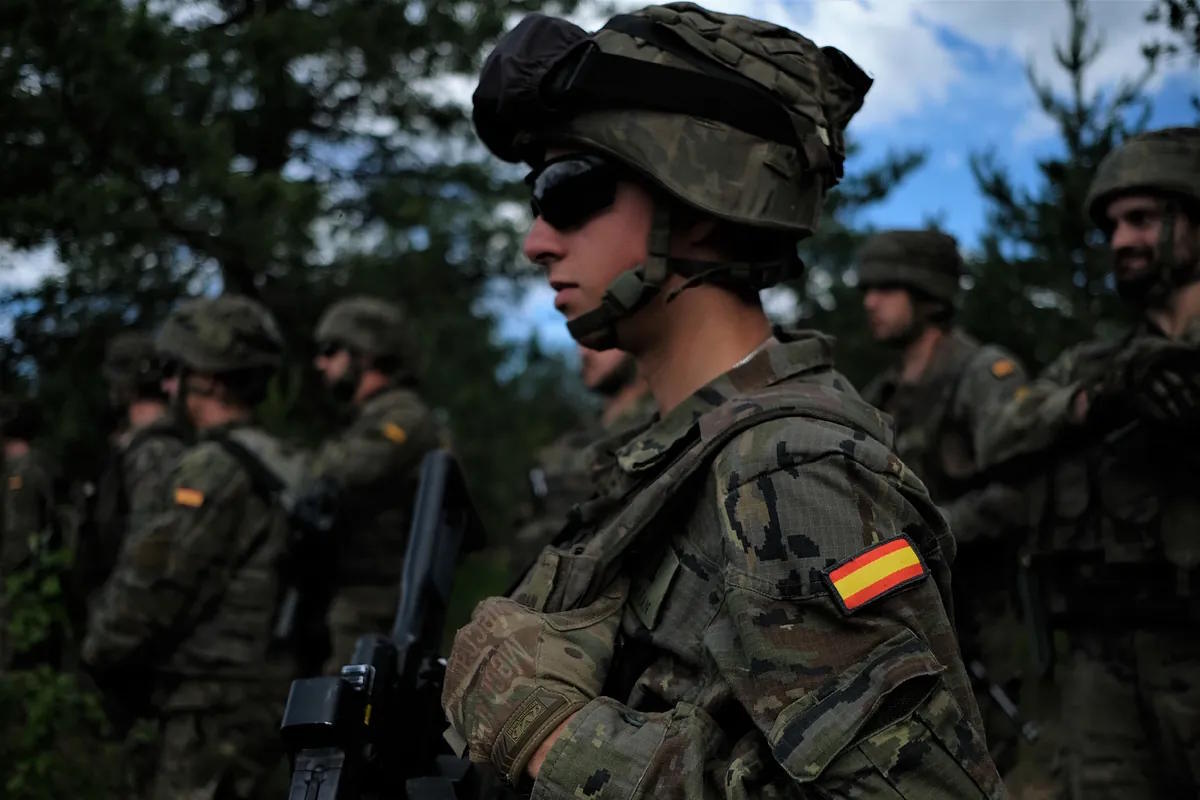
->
xmin=857 ymin=230 xmax=963 ymax=304
xmin=155 ymin=295 xmax=284 ymax=373
xmin=1085 ymin=127 xmax=1200 ymax=229
xmin=314 ymin=297 xmax=409 ymax=360
xmin=475 ymin=3 xmax=871 ymax=238
xmin=102 ymin=331 xmax=161 ymax=389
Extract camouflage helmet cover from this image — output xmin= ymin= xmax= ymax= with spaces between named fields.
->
xmin=102 ymin=331 xmax=161 ymax=389
xmin=314 ymin=296 xmax=409 ymax=360
xmin=857 ymin=230 xmax=962 ymax=304
xmin=155 ymin=295 xmax=284 ymax=373
xmin=1085 ymin=126 xmax=1200 ymax=229
xmin=473 ymin=2 xmax=872 ymax=239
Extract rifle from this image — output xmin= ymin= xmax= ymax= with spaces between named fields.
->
xmin=279 ymin=449 xmax=486 ymax=799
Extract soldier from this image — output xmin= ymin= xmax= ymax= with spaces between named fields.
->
xmin=857 ymin=229 xmax=1029 ymax=767
xmin=82 ymin=331 xmax=189 ymax=604
xmin=306 ymin=296 xmax=439 ymax=670
xmin=440 ymin=5 xmax=1002 ymax=797
xmin=512 ymin=345 xmax=651 ymax=571
xmin=1 ymin=396 xmax=58 ymax=667
xmin=83 ymin=295 xmax=304 ymax=800
xmin=979 ymin=127 xmax=1200 ymax=799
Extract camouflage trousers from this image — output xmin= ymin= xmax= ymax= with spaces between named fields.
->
xmin=150 ymin=681 xmax=288 ymax=800
xmin=1007 ymin=627 xmax=1200 ymax=799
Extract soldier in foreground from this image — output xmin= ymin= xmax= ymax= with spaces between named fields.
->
xmin=304 ymin=296 xmax=439 ymax=670
xmin=980 ymin=127 xmax=1200 ymax=798
xmin=441 ymin=4 xmax=1002 ymax=796
xmin=82 ymin=331 xmax=189 ymax=604
xmin=83 ymin=295 xmax=303 ymax=799
xmin=511 ymin=345 xmax=651 ymax=571
xmin=857 ymin=230 xmax=1029 ymax=767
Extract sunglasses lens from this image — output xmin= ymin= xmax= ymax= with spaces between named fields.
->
xmin=529 ymin=156 xmax=617 ymax=231
xmin=160 ymin=360 xmax=179 ymax=378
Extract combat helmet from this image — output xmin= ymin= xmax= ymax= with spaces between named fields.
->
xmin=155 ymin=295 xmax=284 ymax=374
xmin=473 ymin=2 xmax=872 ymax=347
xmin=102 ymin=331 xmax=165 ymax=401
xmin=315 ymin=297 xmax=410 ymax=362
xmin=857 ymin=230 xmax=963 ymax=305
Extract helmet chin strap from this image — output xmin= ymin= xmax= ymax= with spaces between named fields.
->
xmin=1120 ymin=200 xmax=1200 ymax=307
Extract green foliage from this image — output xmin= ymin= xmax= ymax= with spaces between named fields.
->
xmin=962 ymin=0 xmax=1150 ymax=371
xmin=1144 ymin=0 xmax=1200 ymax=117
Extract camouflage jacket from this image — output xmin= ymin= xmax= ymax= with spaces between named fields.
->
xmin=309 ymin=385 xmax=439 ymax=589
xmin=978 ymin=321 xmax=1200 ymax=623
xmin=86 ymin=416 xmax=189 ymax=598
xmin=83 ymin=424 xmax=303 ymax=690
xmin=862 ymin=328 xmax=1027 ymax=544
xmin=1 ymin=446 xmax=57 ymax=576
xmin=512 ymin=330 xmax=1001 ymax=798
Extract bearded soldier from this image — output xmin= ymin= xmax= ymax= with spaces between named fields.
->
xmin=858 ymin=229 xmax=1029 ymax=767
xmin=512 ymin=345 xmax=652 ymax=572
xmin=306 ymin=296 xmax=439 ymax=670
xmin=440 ymin=4 xmax=1002 ymax=797
xmin=84 ymin=295 xmax=305 ymax=800
xmin=980 ymin=127 xmax=1200 ymax=798
xmin=82 ymin=331 xmax=189 ymax=603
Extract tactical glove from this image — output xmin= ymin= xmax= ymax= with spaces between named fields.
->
xmin=1128 ymin=345 xmax=1200 ymax=428
xmin=442 ymin=579 xmax=626 ymax=784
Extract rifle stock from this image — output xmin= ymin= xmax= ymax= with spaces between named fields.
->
xmin=279 ymin=449 xmax=484 ymax=799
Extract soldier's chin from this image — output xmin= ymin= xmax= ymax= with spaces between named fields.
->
xmin=1116 ymin=273 xmax=1162 ymax=305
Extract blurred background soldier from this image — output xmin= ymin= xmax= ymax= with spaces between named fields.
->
xmin=510 ymin=345 xmax=651 ymax=573
xmin=305 ymin=296 xmax=439 ymax=671
xmin=83 ymin=295 xmax=305 ymax=800
xmin=981 ymin=127 xmax=1200 ymax=799
xmin=79 ymin=331 xmax=189 ymax=608
xmin=858 ymin=229 xmax=1030 ymax=770
xmin=0 ymin=395 xmax=59 ymax=668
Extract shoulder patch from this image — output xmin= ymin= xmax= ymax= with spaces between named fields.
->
xmin=174 ymin=487 xmax=205 ymax=508
xmin=990 ymin=359 xmax=1016 ymax=379
xmin=8 ymin=475 xmax=22 ymax=491
xmin=821 ymin=535 xmax=927 ymax=614
xmin=381 ymin=422 xmax=408 ymax=445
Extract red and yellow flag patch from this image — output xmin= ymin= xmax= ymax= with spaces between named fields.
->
xmin=822 ymin=536 xmax=927 ymax=614
xmin=174 ymin=487 xmax=205 ymax=508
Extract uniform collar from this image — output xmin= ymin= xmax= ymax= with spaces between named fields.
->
xmin=615 ymin=328 xmax=835 ymax=474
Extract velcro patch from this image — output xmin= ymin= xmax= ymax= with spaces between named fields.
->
xmin=8 ymin=475 xmax=22 ymax=491
xmin=990 ymin=359 xmax=1016 ymax=379
xmin=822 ymin=536 xmax=928 ymax=614
xmin=174 ymin=487 xmax=205 ymax=508
xmin=381 ymin=422 xmax=407 ymax=445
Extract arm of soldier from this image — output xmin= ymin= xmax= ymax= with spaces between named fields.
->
xmin=82 ymin=446 xmax=247 ymax=667
xmin=122 ymin=436 xmax=187 ymax=529
xmin=976 ymin=349 xmax=1086 ymax=468
xmin=308 ymin=400 xmax=436 ymax=495
xmin=531 ymin=453 xmax=999 ymax=798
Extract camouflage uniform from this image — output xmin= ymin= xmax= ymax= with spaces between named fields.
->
xmin=309 ymin=297 xmax=440 ymax=668
xmin=859 ymin=230 xmax=1030 ymax=762
xmin=83 ymin=296 xmax=300 ymax=800
xmin=446 ymin=5 xmax=1001 ymax=794
xmin=979 ymin=128 xmax=1200 ymax=799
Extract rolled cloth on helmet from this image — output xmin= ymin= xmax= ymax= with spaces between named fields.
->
xmin=155 ymin=295 xmax=284 ymax=374
xmin=857 ymin=230 xmax=963 ymax=304
xmin=1085 ymin=126 xmax=1200 ymax=229
xmin=473 ymin=2 xmax=871 ymax=238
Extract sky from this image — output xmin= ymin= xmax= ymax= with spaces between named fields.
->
xmin=490 ymin=0 xmax=1200 ymax=350
xmin=2 ymin=0 xmax=1198 ymax=347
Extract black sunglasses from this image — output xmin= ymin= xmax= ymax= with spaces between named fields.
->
xmin=316 ymin=341 xmax=347 ymax=358
xmin=159 ymin=359 xmax=181 ymax=379
xmin=526 ymin=154 xmax=618 ymax=231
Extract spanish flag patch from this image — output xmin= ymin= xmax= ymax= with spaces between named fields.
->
xmin=822 ymin=536 xmax=927 ymax=614
xmin=381 ymin=422 xmax=407 ymax=445
xmin=990 ymin=359 xmax=1016 ymax=379
xmin=174 ymin=487 xmax=205 ymax=508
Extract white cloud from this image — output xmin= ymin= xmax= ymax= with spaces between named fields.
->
xmin=0 ymin=242 xmax=65 ymax=291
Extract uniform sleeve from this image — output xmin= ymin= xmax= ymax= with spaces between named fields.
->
xmin=977 ymin=349 xmax=1083 ymax=468
xmin=122 ymin=436 xmax=187 ymax=533
xmin=82 ymin=445 xmax=248 ymax=668
xmin=533 ymin=443 xmax=1001 ymax=798
xmin=308 ymin=397 xmax=437 ymax=498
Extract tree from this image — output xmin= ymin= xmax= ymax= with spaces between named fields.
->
xmin=963 ymin=0 xmax=1153 ymax=371
xmin=1145 ymin=0 xmax=1200 ymax=117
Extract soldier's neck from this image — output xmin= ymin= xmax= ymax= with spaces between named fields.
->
xmin=127 ymin=400 xmax=168 ymax=431
xmin=3 ymin=440 xmax=30 ymax=459
xmin=634 ymin=284 xmax=772 ymax=414
xmin=1146 ymin=280 xmax=1200 ymax=340
xmin=898 ymin=325 xmax=946 ymax=384
xmin=354 ymin=371 xmax=390 ymax=406
xmin=601 ymin=380 xmax=649 ymax=428
xmin=192 ymin=402 xmax=252 ymax=431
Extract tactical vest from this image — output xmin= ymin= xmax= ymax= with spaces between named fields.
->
xmin=512 ymin=381 xmax=955 ymax=618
